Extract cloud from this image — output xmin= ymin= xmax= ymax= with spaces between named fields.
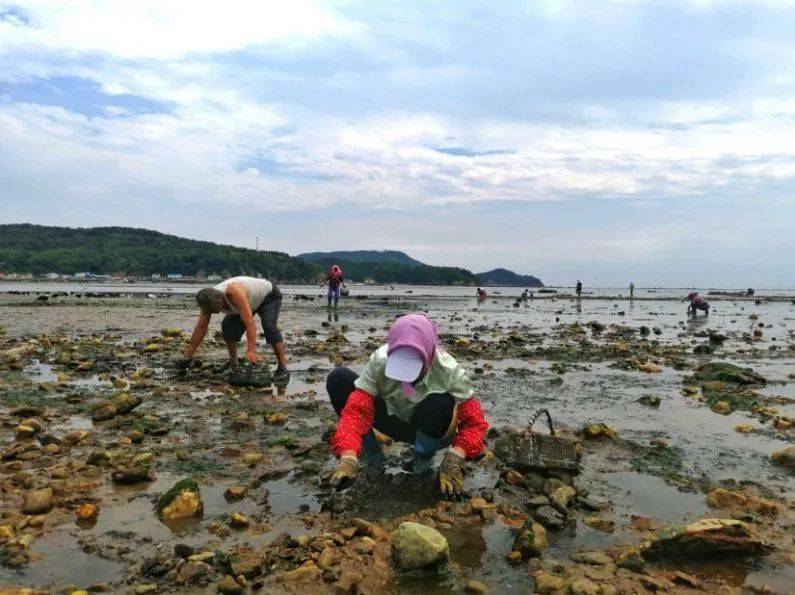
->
xmin=0 ymin=0 xmax=794 ymax=284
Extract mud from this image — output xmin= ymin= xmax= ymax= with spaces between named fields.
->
xmin=0 ymin=288 xmax=793 ymax=593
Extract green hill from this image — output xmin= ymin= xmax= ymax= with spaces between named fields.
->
xmin=0 ymin=224 xmax=322 ymax=281
xmin=310 ymin=257 xmax=477 ymax=285
xmin=298 ymin=250 xmax=424 ymax=267
xmin=476 ymin=268 xmax=544 ymax=287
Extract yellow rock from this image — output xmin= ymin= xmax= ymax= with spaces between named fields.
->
xmin=142 ymin=344 xmax=161 ymax=353
xmin=265 ymin=413 xmax=286 ymax=425
xmin=532 ymin=571 xmax=566 ymax=593
xmin=76 ymin=503 xmax=99 ymax=520
xmin=583 ymin=516 xmax=615 ymax=533
xmin=712 ymin=401 xmax=731 ymax=415
xmin=682 ymin=385 xmax=699 ymax=395
xmin=775 ymin=418 xmax=792 ymax=431
xmin=229 ymin=512 xmax=250 ymax=528
xmin=242 ymin=452 xmax=263 ymax=466
xmin=160 ymin=491 xmax=202 ymax=520
xmin=640 ymin=362 xmax=662 ymax=373
xmin=706 ymin=488 xmax=747 ymax=509
xmin=734 ymin=424 xmax=754 ymax=433
xmin=582 ymin=423 xmax=618 ymax=440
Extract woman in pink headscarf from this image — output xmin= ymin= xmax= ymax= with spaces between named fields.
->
xmin=686 ymin=292 xmax=710 ymax=316
xmin=320 ymin=265 xmax=346 ymax=308
xmin=325 ymin=314 xmax=488 ymax=498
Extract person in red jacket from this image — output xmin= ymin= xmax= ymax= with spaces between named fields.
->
xmin=325 ymin=314 xmax=488 ymax=498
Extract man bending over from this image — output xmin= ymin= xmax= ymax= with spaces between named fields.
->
xmin=185 ymin=276 xmax=289 ymax=383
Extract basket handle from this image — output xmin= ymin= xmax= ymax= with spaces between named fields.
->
xmin=527 ymin=408 xmax=556 ymax=436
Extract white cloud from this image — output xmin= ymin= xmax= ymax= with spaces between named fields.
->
xmin=0 ymin=0 xmax=355 ymax=59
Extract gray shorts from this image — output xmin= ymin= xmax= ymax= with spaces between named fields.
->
xmin=221 ymin=285 xmax=283 ymax=345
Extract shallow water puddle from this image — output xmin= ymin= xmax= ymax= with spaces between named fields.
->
xmin=0 ymin=528 xmax=123 ymax=588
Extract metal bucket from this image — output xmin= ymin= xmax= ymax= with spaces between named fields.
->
xmin=493 ymin=409 xmax=581 ymax=474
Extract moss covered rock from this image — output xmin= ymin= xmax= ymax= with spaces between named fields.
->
xmin=157 ymin=478 xmax=203 ymax=520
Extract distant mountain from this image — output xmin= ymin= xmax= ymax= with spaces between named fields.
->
xmin=476 ymin=268 xmax=544 ymax=287
xmin=309 ymin=256 xmax=477 ymax=285
xmin=0 ymin=224 xmax=322 ymax=281
xmin=298 ymin=250 xmax=424 ymax=267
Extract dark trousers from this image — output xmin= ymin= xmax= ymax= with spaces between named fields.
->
xmin=326 ymin=367 xmax=456 ymax=443
xmin=221 ymin=285 xmax=283 ymax=345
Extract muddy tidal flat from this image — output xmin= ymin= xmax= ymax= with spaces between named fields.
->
xmin=0 ymin=287 xmax=793 ymax=594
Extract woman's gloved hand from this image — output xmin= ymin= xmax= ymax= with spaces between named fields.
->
xmin=438 ymin=449 xmax=465 ymax=499
xmin=329 ymin=455 xmax=360 ymax=490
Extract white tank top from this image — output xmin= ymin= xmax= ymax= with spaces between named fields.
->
xmin=213 ymin=276 xmax=273 ymax=314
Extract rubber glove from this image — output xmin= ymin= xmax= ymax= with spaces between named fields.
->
xmin=438 ymin=449 xmax=465 ymax=499
xmin=329 ymin=455 xmax=359 ymax=490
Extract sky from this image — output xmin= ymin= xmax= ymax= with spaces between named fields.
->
xmin=1 ymin=0 xmax=794 ymax=287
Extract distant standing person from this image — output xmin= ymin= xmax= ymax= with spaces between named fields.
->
xmin=576 ymin=280 xmax=583 ymax=298
xmin=629 ymin=282 xmax=635 ymax=300
xmin=320 ymin=265 xmax=346 ymax=308
xmin=686 ymin=292 xmax=710 ymax=316
xmin=185 ymin=276 xmax=290 ymax=383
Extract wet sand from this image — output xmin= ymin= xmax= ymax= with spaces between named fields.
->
xmin=0 ymin=290 xmax=793 ymax=593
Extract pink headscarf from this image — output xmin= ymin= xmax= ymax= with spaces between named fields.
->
xmin=387 ymin=314 xmax=438 ymax=397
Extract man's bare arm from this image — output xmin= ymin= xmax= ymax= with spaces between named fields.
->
xmin=185 ymin=311 xmax=211 ymax=357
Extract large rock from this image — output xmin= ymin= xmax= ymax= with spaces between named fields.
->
xmin=706 ymin=488 xmax=746 ymax=509
xmin=22 ymin=487 xmax=53 ymax=514
xmin=157 ymin=478 xmax=203 ymax=520
xmin=640 ymin=519 xmax=773 ymax=560
xmin=390 ymin=522 xmax=449 ymax=570
xmin=90 ymin=392 xmax=142 ymax=421
xmin=688 ymin=362 xmax=766 ymax=386
xmin=512 ymin=520 xmax=548 ymax=558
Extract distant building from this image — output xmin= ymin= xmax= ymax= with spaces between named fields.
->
xmin=167 ymin=273 xmax=183 ymax=280
xmin=74 ymin=272 xmax=89 ymax=279
xmin=151 ymin=273 xmax=161 ymax=280
xmin=46 ymin=272 xmax=60 ymax=279
xmin=207 ymin=274 xmax=222 ymax=282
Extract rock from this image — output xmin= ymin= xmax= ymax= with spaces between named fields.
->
xmin=707 ymin=488 xmax=747 ymax=509
xmin=157 ymin=478 xmax=203 ymax=520
xmin=582 ymin=423 xmax=617 ymax=440
xmin=775 ymin=418 xmax=792 ymax=431
xmin=111 ymin=466 xmax=153 ymax=484
xmin=690 ymin=362 xmax=766 ymax=385
xmin=771 ymin=445 xmax=795 ymax=470
xmin=224 ymin=485 xmax=247 ymax=500
xmin=532 ymin=505 xmax=566 ymax=529
xmin=277 ymin=563 xmax=321 ymax=582
xmin=336 ymin=570 xmax=363 ymax=592
xmin=505 ymin=550 xmax=523 ymax=565
xmin=76 ymin=503 xmax=99 ymax=520
xmin=640 ymin=518 xmax=773 ymax=559
xmin=512 ymin=520 xmax=548 ymax=558
xmin=265 ymin=413 xmax=286 ymax=425
xmin=682 ymin=385 xmax=699 ymax=395
xmin=42 ymin=443 xmax=60 ymax=455
xmin=734 ymin=424 xmax=754 ymax=433
xmin=22 ymin=487 xmax=53 ymax=514
xmin=15 ymin=425 xmax=37 ymax=439
xmin=583 ymin=516 xmax=615 ymax=533
xmin=640 ymin=362 xmax=662 ymax=373
xmin=134 ymin=586 xmax=158 ymax=594
xmin=217 ymin=575 xmax=244 ymax=594
xmin=316 ymin=547 xmax=336 ymax=569
xmin=465 ymin=579 xmax=489 ymax=593
xmin=569 ymin=578 xmax=600 ymax=594
xmin=533 ymin=571 xmax=566 ymax=593
xmin=90 ymin=392 xmax=142 ymax=421
xmin=63 ymin=430 xmax=89 ymax=445
xmin=229 ymin=513 xmax=249 ymax=528
xmin=390 ymin=521 xmax=449 ymax=570
xmin=637 ymin=395 xmax=661 ymax=407
xmin=229 ymin=552 xmax=263 ymax=578
xmin=174 ymin=543 xmax=195 ymax=559
xmin=571 ymin=550 xmax=612 ymax=565
xmin=712 ymin=401 xmax=731 ymax=415
xmin=615 ymin=546 xmax=645 ymax=571
xmin=504 ymin=469 xmax=524 ymax=485
xmin=550 ymin=485 xmax=577 ymax=510
xmin=242 ymin=452 xmax=263 ymax=466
